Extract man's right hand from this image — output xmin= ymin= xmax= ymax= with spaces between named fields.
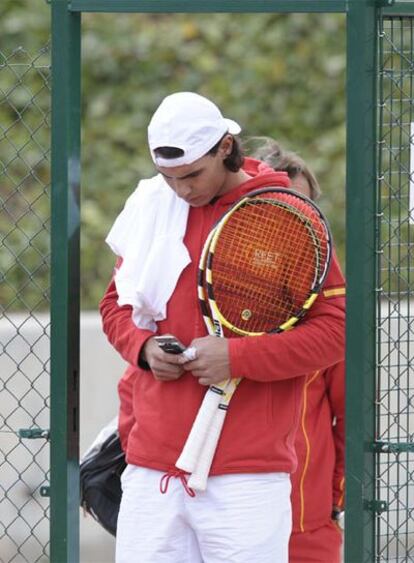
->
xmin=141 ymin=336 xmax=187 ymax=382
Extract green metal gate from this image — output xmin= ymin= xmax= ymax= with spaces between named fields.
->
xmin=1 ymin=1 xmax=414 ymax=562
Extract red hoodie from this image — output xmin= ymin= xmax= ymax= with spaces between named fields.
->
xmin=100 ymin=158 xmax=345 ymax=476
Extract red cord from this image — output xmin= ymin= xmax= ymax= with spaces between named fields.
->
xmin=160 ymin=470 xmax=196 ymax=497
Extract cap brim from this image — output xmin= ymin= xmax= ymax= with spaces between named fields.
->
xmin=225 ymin=118 xmax=242 ymax=135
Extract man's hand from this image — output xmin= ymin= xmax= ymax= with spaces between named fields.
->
xmin=142 ymin=336 xmax=187 ymax=382
xmin=181 ymin=335 xmax=230 ymax=386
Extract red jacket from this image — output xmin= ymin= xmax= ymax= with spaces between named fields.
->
xmin=117 ymin=336 xmax=345 ymax=533
xmin=100 ymin=158 xmax=345 ymax=476
xmin=291 ymin=360 xmax=345 ymax=533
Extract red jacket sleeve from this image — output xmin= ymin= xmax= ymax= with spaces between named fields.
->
xmin=228 ymin=253 xmax=345 ymax=382
xmin=99 ymin=259 xmax=155 ymax=367
xmin=325 ymin=362 xmax=345 ymax=509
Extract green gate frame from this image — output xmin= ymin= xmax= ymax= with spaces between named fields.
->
xmin=50 ymin=1 xmax=414 ymax=561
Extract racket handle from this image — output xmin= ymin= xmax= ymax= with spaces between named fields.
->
xmin=176 ymin=384 xmax=227 ymax=473
xmin=187 ymin=406 xmax=227 ymax=492
xmin=187 ymin=378 xmax=241 ymax=491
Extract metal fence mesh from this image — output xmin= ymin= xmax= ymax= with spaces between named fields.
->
xmin=0 ymin=45 xmax=50 ymax=563
xmin=1 ymin=12 xmax=414 ymax=563
xmin=376 ymin=15 xmax=414 ymax=563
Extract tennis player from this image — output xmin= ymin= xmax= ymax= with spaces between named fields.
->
xmin=100 ymin=92 xmax=345 ymax=563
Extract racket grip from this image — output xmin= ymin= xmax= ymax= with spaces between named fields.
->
xmin=176 ymin=385 xmax=226 ymax=473
xmin=187 ymin=406 xmax=227 ymax=492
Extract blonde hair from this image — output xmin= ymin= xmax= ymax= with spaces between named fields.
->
xmin=247 ymin=137 xmax=322 ymax=201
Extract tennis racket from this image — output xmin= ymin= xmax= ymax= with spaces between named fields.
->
xmin=187 ymin=187 xmax=332 ymax=489
xmin=177 ymin=188 xmax=332 ymax=490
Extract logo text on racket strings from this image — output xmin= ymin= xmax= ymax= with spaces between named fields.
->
xmin=251 ymin=249 xmax=281 ymax=269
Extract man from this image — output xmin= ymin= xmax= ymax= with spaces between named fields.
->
xmin=100 ymin=92 xmax=345 ymax=563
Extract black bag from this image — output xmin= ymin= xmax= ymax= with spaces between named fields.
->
xmin=80 ymin=430 xmax=126 ymax=536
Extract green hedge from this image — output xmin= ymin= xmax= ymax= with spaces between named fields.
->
xmin=1 ymin=3 xmax=346 ymax=310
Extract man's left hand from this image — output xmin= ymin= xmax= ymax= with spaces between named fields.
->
xmin=180 ymin=335 xmax=231 ymax=385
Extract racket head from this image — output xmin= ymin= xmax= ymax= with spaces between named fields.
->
xmin=205 ymin=188 xmax=332 ymax=336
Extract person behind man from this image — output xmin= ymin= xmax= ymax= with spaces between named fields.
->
xmin=253 ymin=138 xmax=345 ymax=563
xmin=100 ymin=92 xmax=345 ymax=563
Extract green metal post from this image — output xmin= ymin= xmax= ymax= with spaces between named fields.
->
xmin=345 ymin=1 xmax=378 ymax=562
xmin=50 ymin=1 xmax=81 ymax=561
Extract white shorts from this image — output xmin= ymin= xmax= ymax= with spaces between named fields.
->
xmin=116 ymin=465 xmax=292 ymax=563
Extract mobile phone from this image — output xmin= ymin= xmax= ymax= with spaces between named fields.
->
xmin=154 ymin=335 xmax=186 ymax=354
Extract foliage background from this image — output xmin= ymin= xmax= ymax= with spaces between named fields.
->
xmin=1 ymin=1 xmax=346 ymax=310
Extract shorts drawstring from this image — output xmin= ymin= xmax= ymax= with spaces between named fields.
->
xmin=160 ymin=469 xmax=196 ymax=498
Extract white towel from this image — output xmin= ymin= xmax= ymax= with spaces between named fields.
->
xmin=106 ymin=174 xmax=191 ymax=331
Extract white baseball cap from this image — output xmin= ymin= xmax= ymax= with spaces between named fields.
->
xmin=147 ymin=92 xmax=242 ymax=168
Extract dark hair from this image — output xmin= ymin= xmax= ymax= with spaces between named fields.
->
xmin=208 ymin=134 xmax=244 ymax=172
xmin=153 ymin=134 xmax=244 ymax=173
xmin=247 ymin=137 xmax=321 ymax=201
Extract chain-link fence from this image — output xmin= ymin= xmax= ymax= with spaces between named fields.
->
xmin=0 ymin=45 xmax=50 ymax=563
xmin=2 ymin=9 xmax=414 ymax=563
xmin=376 ymin=14 xmax=414 ymax=563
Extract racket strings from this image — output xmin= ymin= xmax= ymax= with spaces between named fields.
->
xmin=208 ymin=199 xmax=328 ymax=334
xmin=249 ymin=192 xmax=330 ymax=269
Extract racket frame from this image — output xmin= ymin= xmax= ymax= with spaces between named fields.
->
xmin=206 ymin=191 xmax=332 ymax=337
